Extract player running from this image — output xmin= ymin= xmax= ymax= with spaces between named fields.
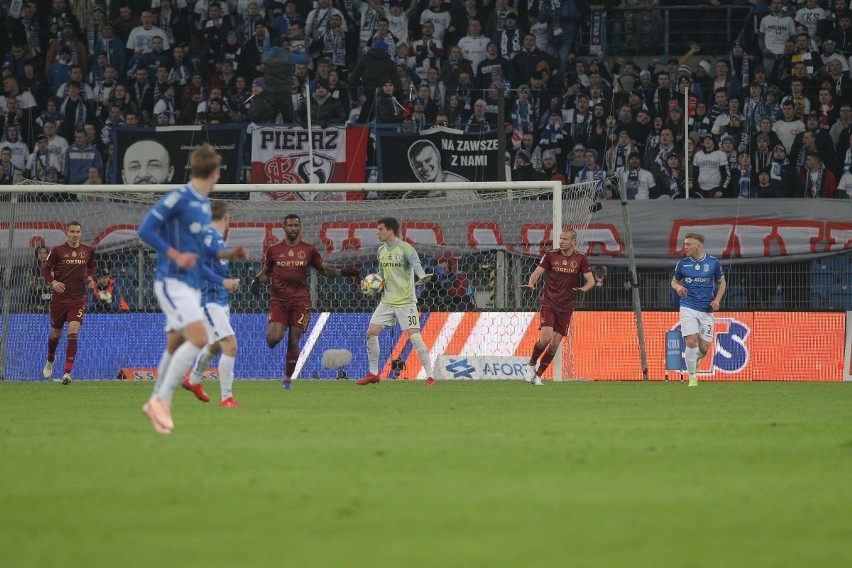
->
xmin=41 ymin=221 xmax=96 ymax=384
xmin=138 ymin=144 xmax=248 ymax=434
xmin=521 ymin=229 xmax=595 ymax=385
xmin=671 ymin=232 xmax=726 ymax=387
xmin=183 ymin=200 xmax=243 ymax=407
xmin=251 ymin=214 xmax=359 ymax=390
xmin=356 ymin=217 xmax=436 ymax=387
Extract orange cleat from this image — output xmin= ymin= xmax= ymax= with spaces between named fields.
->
xmin=182 ymin=377 xmax=210 ymax=402
xmin=356 ymin=373 xmax=381 ymax=385
xmin=220 ymin=397 xmax=242 ymax=408
xmin=142 ymin=398 xmax=173 ymax=434
xmin=426 ymin=377 xmax=437 ymax=387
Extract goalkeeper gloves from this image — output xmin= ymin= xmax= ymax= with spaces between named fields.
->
xmin=340 ymin=268 xmax=360 ymax=278
xmin=249 ymin=277 xmax=264 ymax=296
xmin=415 ymin=274 xmax=434 ymax=285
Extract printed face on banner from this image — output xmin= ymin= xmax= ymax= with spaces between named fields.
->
xmin=122 ymin=140 xmax=175 ymax=184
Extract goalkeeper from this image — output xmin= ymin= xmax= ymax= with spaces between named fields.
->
xmin=356 ymin=217 xmax=436 ymax=387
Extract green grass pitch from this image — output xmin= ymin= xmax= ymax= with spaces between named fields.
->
xmin=2 ymin=380 xmax=851 ymax=568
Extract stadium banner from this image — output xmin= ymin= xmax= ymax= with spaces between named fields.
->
xmin=3 ymin=201 xmax=849 ymax=267
xmin=1 ymin=312 xmax=844 ymax=381
xmin=433 ymin=356 xmax=530 ymax=380
xmin=248 ymin=125 xmax=369 ymax=200
xmin=376 ymin=127 xmax=500 ymax=183
xmin=113 ymin=124 xmax=245 ymax=185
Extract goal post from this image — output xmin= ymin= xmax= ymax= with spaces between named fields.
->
xmin=0 ymin=179 xmax=624 ymax=382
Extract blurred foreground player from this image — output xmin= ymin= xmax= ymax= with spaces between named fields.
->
xmin=138 ymin=144 xmax=248 ymax=434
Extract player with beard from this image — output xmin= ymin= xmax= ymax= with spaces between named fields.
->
xmin=251 ymin=214 xmax=360 ymax=390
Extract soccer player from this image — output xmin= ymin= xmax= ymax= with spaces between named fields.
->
xmin=41 ymin=221 xmax=96 ymax=384
xmin=355 ymin=217 xmax=436 ymax=387
xmin=521 ymin=229 xmax=595 ymax=386
xmin=183 ymin=200 xmax=243 ymax=408
xmin=251 ymin=214 xmax=359 ymax=390
xmin=137 ymin=144 xmax=248 ymax=434
xmin=671 ymin=232 xmax=726 ymax=387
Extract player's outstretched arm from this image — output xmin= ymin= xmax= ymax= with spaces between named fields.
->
xmin=573 ymin=270 xmax=596 ymax=292
xmin=522 ymin=266 xmax=546 ymax=289
xmin=216 ymin=246 xmax=250 ymax=261
xmin=318 ymin=265 xmax=360 ymax=278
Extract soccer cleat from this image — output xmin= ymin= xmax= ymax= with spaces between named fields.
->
xmin=142 ymin=399 xmax=173 ymax=434
xmin=182 ymin=377 xmax=210 ymax=402
xmin=61 ymin=373 xmax=72 ymax=385
xmin=42 ymin=360 xmax=54 ymax=380
xmin=426 ymin=377 xmax=437 ymax=387
xmin=220 ymin=397 xmax=242 ymax=408
xmin=282 ymin=379 xmax=292 ymax=391
xmin=532 ymin=375 xmax=544 ymax=386
xmin=355 ymin=373 xmax=380 ymax=385
xmin=524 ymin=365 xmax=536 ymax=384
xmin=688 ymin=375 xmax=698 ymax=387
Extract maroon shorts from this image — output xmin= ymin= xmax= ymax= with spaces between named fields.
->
xmin=268 ymin=302 xmax=312 ymax=332
xmin=539 ymin=306 xmax=574 ymax=336
xmin=50 ymin=301 xmax=86 ymax=329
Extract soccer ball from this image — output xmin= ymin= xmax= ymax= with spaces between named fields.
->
xmin=98 ymin=291 xmax=113 ymax=303
xmin=361 ymin=273 xmax=384 ymax=296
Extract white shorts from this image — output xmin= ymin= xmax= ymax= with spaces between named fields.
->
xmin=202 ymin=303 xmax=235 ymax=344
xmin=370 ymin=301 xmax=421 ymax=330
xmin=680 ymin=306 xmax=714 ymax=342
xmin=154 ymin=278 xmax=203 ymax=332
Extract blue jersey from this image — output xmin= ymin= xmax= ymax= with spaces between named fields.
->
xmin=201 ymin=227 xmax=230 ymax=306
xmin=138 ymin=184 xmax=212 ymax=289
xmin=673 ymin=254 xmax=724 ymax=313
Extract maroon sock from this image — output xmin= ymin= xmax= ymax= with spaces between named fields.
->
xmin=285 ymin=347 xmax=300 ymax=379
xmin=47 ymin=334 xmax=60 ymax=363
xmin=537 ymin=348 xmax=557 ymax=376
xmin=529 ymin=341 xmax=546 ymax=366
xmin=64 ymin=333 xmax=78 ymax=374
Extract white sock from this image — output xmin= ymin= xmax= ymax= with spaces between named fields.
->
xmin=366 ymin=334 xmax=379 ymax=375
xmin=685 ymin=346 xmax=699 ymax=376
xmin=219 ymin=354 xmax=235 ymax=400
xmin=190 ymin=345 xmax=217 ymax=384
xmin=153 ymin=349 xmax=172 ymax=397
xmin=409 ymin=332 xmax=433 ymax=376
xmin=158 ymin=342 xmax=201 ymax=403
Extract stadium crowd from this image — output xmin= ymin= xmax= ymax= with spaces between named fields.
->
xmin=0 ymin=1 xmax=850 ymax=198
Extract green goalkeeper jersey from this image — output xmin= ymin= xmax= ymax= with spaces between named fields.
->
xmin=377 ymin=239 xmax=424 ymax=307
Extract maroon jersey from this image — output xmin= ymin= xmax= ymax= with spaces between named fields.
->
xmin=264 ymin=240 xmax=324 ymax=305
xmin=538 ymin=250 xmax=591 ymax=311
xmin=42 ymin=242 xmax=96 ymax=304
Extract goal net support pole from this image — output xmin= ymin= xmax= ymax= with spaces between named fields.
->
xmin=617 ymin=172 xmax=650 ymax=380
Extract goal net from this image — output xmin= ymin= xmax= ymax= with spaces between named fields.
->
xmin=0 ymin=179 xmax=607 ymax=382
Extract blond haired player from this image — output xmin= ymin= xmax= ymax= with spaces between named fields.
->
xmin=522 ymin=229 xmax=595 ymax=385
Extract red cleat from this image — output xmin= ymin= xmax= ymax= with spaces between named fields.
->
xmin=426 ymin=377 xmax=437 ymax=387
xmin=220 ymin=397 xmax=242 ymax=408
xmin=182 ymin=377 xmax=210 ymax=402
xmin=356 ymin=372 xmax=381 ymax=385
